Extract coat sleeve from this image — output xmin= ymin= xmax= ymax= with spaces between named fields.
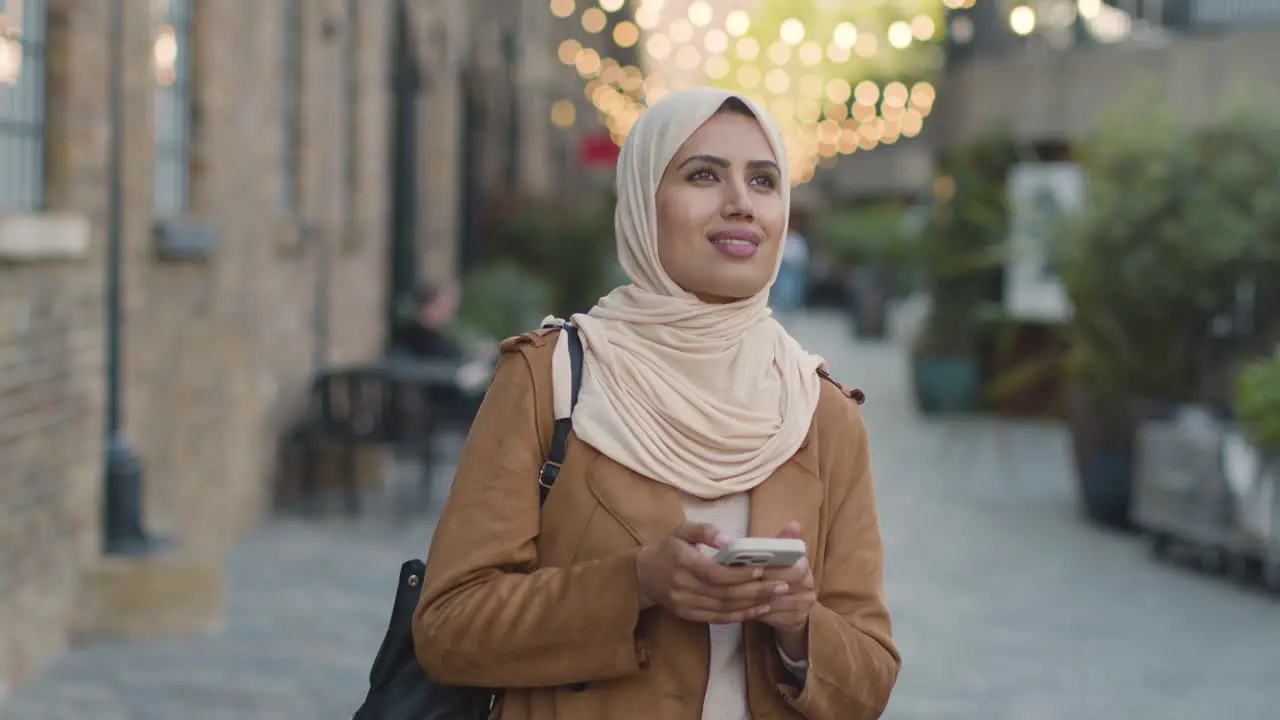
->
xmin=771 ymin=392 xmax=901 ymax=720
xmin=413 ymin=342 xmax=649 ymax=689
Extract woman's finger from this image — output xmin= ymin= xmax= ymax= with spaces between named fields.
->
xmin=683 ymin=553 xmax=765 ymax=586
xmin=683 ymin=604 xmax=773 ymax=625
xmin=672 ymin=588 xmax=769 ymax=614
xmin=761 ymin=590 xmax=817 ymax=612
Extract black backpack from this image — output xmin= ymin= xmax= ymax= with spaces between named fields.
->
xmin=352 ymin=323 xmax=584 ymax=720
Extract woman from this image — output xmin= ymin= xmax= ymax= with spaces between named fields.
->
xmin=413 ymin=87 xmax=899 ymax=720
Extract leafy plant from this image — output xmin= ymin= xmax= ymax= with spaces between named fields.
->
xmin=815 ymin=204 xmax=917 ymax=266
xmin=1057 ymin=92 xmax=1280 ymax=413
xmin=914 ymin=126 xmax=1020 ymax=355
xmin=456 ymin=262 xmax=556 ymax=341
xmin=1236 ymin=354 xmax=1280 ymax=453
xmin=487 ymin=195 xmax=616 ymax=317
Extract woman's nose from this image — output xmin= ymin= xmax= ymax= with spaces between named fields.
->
xmin=721 ymin=181 xmax=755 ymax=219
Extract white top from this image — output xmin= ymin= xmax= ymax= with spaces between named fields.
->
xmin=682 ymin=492 xmax=752 ymax=720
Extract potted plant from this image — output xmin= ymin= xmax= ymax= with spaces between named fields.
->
xmin=814 ymin=204 xmax=918 ymax=339
xmin=979 ymin=315 xmax=1072 ymax=418
xmin=910 ymin=127 xmax=1016 ymax=414
xmin=1056 ymin=97 xmax=1280 ymax=528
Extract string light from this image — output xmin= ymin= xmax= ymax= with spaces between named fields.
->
xmin=612 ymin=20 xmax=639 ymax=47
xmin=887 ymin=21 xmax=913 ymax=49
xmin=832 ymin=22 xmax=858 ymax=49
xmin=581 ymin=7 xmax=607 ymax=33
xmin=725 ymin=10 xmax=751 ymax=37
xmin=551 ymin=99 xmax=577 ymax=128
xmin=779 ymin=18 xmax=805 ymax=46
xmin=687 ymin=1 xmax=713 ymax=27
xmin=549 ymin=0 xmax=575 ymax=20
xmin=545 ymin=0 xmax=943 ymax=183
xmin=1009 ymin=5 xmax=1037 ymax=35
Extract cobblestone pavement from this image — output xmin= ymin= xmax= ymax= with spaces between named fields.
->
xmin=4 ymin=310 xmax=1279 ymax=720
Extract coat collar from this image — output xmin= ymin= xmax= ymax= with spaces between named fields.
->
xmin=583 ymin=430 xmax=823 ymax=553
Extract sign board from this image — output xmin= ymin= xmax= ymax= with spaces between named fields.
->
xmin=1004 ymin=162 xmax=1083 ymax=323
xmin=578 ymin=133 xmax=620 ymax=168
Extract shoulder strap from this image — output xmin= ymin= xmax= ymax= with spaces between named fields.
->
xmin=537 ymin=323 xmax=583 ymax=505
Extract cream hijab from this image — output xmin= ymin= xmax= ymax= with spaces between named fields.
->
xmin=566 ymin=87 xmax=826 ymax=501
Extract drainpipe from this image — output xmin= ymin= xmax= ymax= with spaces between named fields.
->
xmin=387 ymin=0 xmax=422 ymax=344
xmin=103 ymin=0 xmax=164 ymax=556
xmin=501 ymin=4 xmax=522 ymax=189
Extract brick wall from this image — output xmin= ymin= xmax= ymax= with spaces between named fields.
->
xmin=0 ymin=0 xmax=111 ymax=694
xmin=122 ymin=0 xmax=394 ymax=554
xmin=0 ymin=0 xmax=595 ymax=696
xmin=0 ymin=0 xmax=395 ymax=694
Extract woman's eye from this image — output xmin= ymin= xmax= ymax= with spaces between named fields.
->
xmin=687 ymin=168 xmax=776 ymax=188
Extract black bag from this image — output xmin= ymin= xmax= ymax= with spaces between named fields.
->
xmin=353 ymin=323 xmax=585 ymax=720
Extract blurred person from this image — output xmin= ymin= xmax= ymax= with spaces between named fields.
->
xmin=413 ymin=87 xmax=899 ymax=720
xmin=392 ymin=281 xmax=466 ymax=362
xmin=770 ymin=214 xmax=810 ymax=314
xmin=391 ymin=281 xmax=491 ymax=428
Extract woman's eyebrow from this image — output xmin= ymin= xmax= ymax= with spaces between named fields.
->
xmin=677 ymin=153 xmax=730 ymax=169
xmin=677 ymin=154 xmax=779 ymax=172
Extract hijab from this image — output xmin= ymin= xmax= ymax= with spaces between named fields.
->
xmin=567 ymin=87 xmax=827 ymax=500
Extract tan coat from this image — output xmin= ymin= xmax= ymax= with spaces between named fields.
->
xmin=414 ymin=328 xmax=900 ymax=720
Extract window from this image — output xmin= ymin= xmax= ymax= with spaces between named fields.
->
xmin=0 ymin=0 xmax=47 ymax=212
xmin=152 ymin=0 xmax=193 ymax=218
xmin=340 ymin=0 xmax=358 ymax=231
xmin=280 ymin=0 xmax=300 ymax=213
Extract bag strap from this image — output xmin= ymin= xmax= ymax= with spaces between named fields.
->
xmin=537 ymin=322 xmax=583 ymax=505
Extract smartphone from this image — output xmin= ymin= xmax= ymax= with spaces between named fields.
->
xmin=712 ymin=537 xmax=806 ymax=568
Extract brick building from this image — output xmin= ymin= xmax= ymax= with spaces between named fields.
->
xmin=0 ymin=0 xmax=596 ymax=696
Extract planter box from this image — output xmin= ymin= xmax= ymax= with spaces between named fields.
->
xmin=1133 ymin=411 xmax=1238 ymax=547
xmin=1065 ymin=384 xmax=1140 ymax=529
xmin=1134 ymin=411 xmax=1280 ymax=574
xmin=911 ymin=353 xmax=979 ymax=415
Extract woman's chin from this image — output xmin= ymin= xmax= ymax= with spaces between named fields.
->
xmin=691 ymin=284 xmax=768 ymax=305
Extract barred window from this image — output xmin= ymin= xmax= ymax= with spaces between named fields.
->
xmin=280 ymin=0 xmax=300 ymax=213
xmin=152 ymin=0 xmax=193 ymax=218
xmin=0 ymin=0 xmax=48 ymax=212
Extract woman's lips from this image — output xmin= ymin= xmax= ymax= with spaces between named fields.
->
xmin=709 ymin=230 xmax=760 ymax=258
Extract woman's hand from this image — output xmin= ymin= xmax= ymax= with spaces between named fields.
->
xmin=636 ymin=522 xmax=788 ymax=624
xmin=757 ymin=522 xmax=816 ymax=660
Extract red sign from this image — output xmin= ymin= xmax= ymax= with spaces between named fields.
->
xmin=578 ymin=133 xmax=621 ymax=167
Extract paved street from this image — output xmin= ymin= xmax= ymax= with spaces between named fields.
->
xmin=793 ymin=312 xmax=1280 ymax=720
xmin=3 ymin=311 xmax=1279 ymax=720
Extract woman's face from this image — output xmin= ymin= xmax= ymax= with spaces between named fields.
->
xmin=655 ymin=110 xmax=785 ymax=304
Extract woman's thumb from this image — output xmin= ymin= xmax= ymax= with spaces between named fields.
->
xmin=672 ymin=522 xmax=730 ymax=549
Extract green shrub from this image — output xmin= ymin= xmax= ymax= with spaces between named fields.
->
xmin=456 ymin=262 xmax=556 ymax=341
xmin=914 ymin=126 xmax=1019 ymax=355
xmin=1057 ymin=94 xmax=1280 ymax=410
xmin=1236 ymin=355 xmax=1280 ymax=453
xmin=487 ymin=196 xmax=616 ymax=317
